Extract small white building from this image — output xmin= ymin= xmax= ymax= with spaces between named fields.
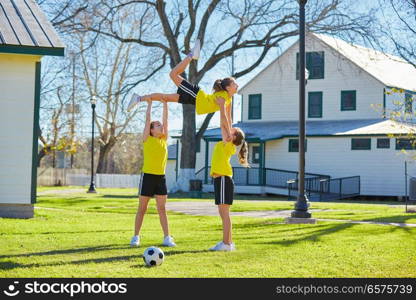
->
xmin=166 ymin=142 xmax=179 ymax=191
xmin=173 ymin=33 xmax=416 ymax=199
xmin=0 ymin=0 xmax=65 ymax=218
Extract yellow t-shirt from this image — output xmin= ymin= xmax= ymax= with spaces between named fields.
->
xmin=142 ymin=136 xmax=167 ymax=175
xmin=195 ymin=90 xmax=232 ymax=115
xmin=210 ymin=141 xmax=236 ymax=177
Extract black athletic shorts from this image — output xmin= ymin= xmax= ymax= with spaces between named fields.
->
xmin=139 ymin=173 xmax=167 ymax=197
xmin=176 ymin=79 xmax=200 ymax=105
xmin=214 ymin=176 xmax=234 ymax=205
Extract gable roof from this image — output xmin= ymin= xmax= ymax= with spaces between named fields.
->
xmin=314 ymin=33 xmax=416 ymax=92
xmin=0 ymin=0 xmax=65 ymax=56
xmin=203 ymin=119 xmax=416 ymax=142
xmin=239 ymin=33 xmax=416 ymax=93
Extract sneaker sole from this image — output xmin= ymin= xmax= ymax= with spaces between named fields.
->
xmin=127 ymin=95 xmax=140 ymax=112
xmin=192 ymin=40 xmax=200 ymax=60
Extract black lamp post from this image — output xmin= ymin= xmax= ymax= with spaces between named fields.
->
xmin=291 ymin=0 xmax=311 ymax=218
xmin=87 ymin=94 xmax=97 ymax=193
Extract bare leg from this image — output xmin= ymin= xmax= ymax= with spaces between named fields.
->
xmin=134 ymin=196 xmax=151 ymax=236
xmin=218 ymin=204 xmax=232 ymax=245
xmin=155 ymin=194 xmax=169 ymax=237
xmin=169 ymin=56 xmax=193 ymax=86
xmin=141 ymin=93 xmax=180 ymax=103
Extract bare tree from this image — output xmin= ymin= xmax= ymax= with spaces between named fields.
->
xmin=74 ymin=8 xmax=163 ymax=174
xmin=38 ymin=86 xmax=73 ymax=167
xmin=109 ymin=133 xmax=144 ymax=174
xmin=60 ymin=0 xmax=378 ymax=189
xmin=378 ymin=0 xmax=416 ymax=68
xmin=36 ymin=0 xmax=88 ymax=28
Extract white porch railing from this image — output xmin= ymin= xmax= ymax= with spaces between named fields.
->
xmin=37 ymin=168 xmax=140 ymax=188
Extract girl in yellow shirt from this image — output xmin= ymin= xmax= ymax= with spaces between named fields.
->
xmin=130 ymin=100 xmax=176 ymax=248
xmin=209 ymin=98 xmax=249 ymax=252
xmin=127 ymin=39 xmax=237 ymax=132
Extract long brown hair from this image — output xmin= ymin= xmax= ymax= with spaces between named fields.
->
xmin=232 ymin=127 xmax=249 ymax=168
xmin=213 ymin=77 xmax=235 ymax=93
xmin=149 ymin=121 xmax=158 ymax=137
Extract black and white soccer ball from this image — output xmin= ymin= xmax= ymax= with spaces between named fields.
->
xmin=143 ymin=246 xmax=164 ymax=267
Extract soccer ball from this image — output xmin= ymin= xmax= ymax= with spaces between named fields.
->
xmin=143 ymin=246 xmax=164 ymax=267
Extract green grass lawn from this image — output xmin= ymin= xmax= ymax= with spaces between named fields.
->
xmin=1 ymin=187 xmax=415 ymax=278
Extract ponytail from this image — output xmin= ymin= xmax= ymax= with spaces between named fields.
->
xmin=238 ymin=141 xmax=249 ymax=168
xmin=233 ymin=127 xmax=250 ymax=168
xmin=212 ymin=77 xmax=235 ymax=93
xmin=213 ymin=79 xmax=224 ymax=92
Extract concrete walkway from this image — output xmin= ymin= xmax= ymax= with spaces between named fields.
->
xmin=166 ymin=201 xmax=416 ymax=228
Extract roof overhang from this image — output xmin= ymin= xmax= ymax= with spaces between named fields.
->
xmin=0 ymin=44 xmax=65 ymax=56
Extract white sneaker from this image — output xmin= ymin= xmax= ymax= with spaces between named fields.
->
xmin=209 ymin=241 xmax=233 ymax=251
xmin=162 ymin=235 xmax=176 ymax=247
xmin=190 ymin=39 xmax=200 ymax=60
xmin=230 ymin=243 xmax=236 ymax=251
xmin=130 ymin=235 xmax=140 ymax=247
xmin=127 ymin=93 xmax=141 ymax=112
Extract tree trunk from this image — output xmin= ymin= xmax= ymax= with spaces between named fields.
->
xmin=37 ymin=146 xmax=51 ymax=167
xmin=172 ymin=104 xmax=197 ymax=192
xmin=96 ymin=143 xmax=115 ymax=174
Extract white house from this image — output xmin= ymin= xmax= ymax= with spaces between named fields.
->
xmin=166 ymin=143 xmax=179 ymax=191
xmin=0 ymin=0 xmax=65 ymax=218
xmin=173 ymin=33 xmax=416 ymax=200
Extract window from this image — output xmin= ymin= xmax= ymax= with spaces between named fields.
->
xmin=341 ymin=90 xmax=356 ymax=111
xmin=308 ymin=92 xmax=323 ymax=118
xmin=396 ymin=138 xmax=416 ymax=150
xmin=351 ymin=138 xmax=371 ymax=150
xmin=405 ymin=93 xmax=413 ymax=113
xmin=252 ymin=146 xmax=260 ymax=164
xmin=289 ymin=139 xmax=307 ymax=152
xmin=296 ymin=51 xmax=325 ymax=80
xmin=377 ymin=138 xmax=390 ymax=149
xmin=248 ymin=94 xmax=261 ymax=119
xmin=196 ymin=138 xmax=201 ymax=153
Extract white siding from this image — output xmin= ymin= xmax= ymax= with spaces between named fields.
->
xmin=266 ymin=136 xmax=415 ymax=196
xmin=240 ymin=35 xmax=385 ymax=122
xmin=0 ymin=54 xmax=40 ymax=204
xmin=175 ymin=139 xmax=209 ymax=174
xmin=165 ymin=160 xmax=177 ymax=190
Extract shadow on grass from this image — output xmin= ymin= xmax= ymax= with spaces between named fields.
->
xmin=37 ymin=197 xmax=95 ymax=205
xmin=1 ymin=229 xmax=129 ymax=237
xmin=0 ymin=244 xmax=131 ymax=259
xmin=0 ymin=248 xmax=211 ymax=271
xmin=262 ymin=223 xmax=355 ymax=247
xmin=261 ymin=214 xmax=416 ymax=247
xmin=101 ymin=195 xmax=137 ymax=199
xmin=361 ymin=215 xmax=416 ymax=235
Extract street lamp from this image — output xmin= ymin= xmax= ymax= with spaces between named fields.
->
xmin=291 ymin=0 xmax=311 ymax=218
xmin=87 ymin=94 xmax=97 ymax=193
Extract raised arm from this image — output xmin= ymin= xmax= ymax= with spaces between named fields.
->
xmin=142 ymin=100 xmax=152 ymax=142
xmin=162 ymin=100 xmax=168 ymax=140
xmin=226 ymin=102 xmax=232 ymax=129
xmin=217 ymin=97 xmax=232 ymax=142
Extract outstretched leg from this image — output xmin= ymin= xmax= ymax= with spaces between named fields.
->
xmin=134 ymin=195 xmax=151 ymax=236
xmin=169 ymin=39 xmax=200 ymax=86
xmin=127 ymin=93 xmax=179 ymax=111
xmin=141 ymin=93 xmax=180 ymax=103
xmin=169 ymin=56 xmax=193 ymax=87
xmin=218 ymin=204 xmax=232 ymax=245
xmin=127 ymin=40 xmax=200 ymax=112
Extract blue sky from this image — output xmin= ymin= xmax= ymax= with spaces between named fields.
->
xmin=40 ymin=0 xmax=412 ymax=143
